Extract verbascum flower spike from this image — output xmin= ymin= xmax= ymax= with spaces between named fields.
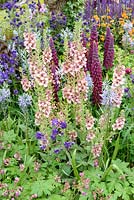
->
xmin=103 ymin=28 xmax=114 ymax=69
xmin=91 ymin=41 xmax=103 ymax=105
xmin=87 ymin=24 xmax=98 ymax=72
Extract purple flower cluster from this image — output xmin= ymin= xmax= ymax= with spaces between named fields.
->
xmin=50 ymin=12 xmax=67 ymax=30
xmin=49 ymin=12 xmax=67 ymax=46
xmin=0 ymin=50 xmax=19 ymax=85
xmin=35 ymin=131 xmax=49 ymax=150
xmin=103 ymin=27 xmax=114 ymax=69
xmin=50 ymin=118 xmax=67 ymax=141
xmin=64 ymin=141 xmax=74 ymax=150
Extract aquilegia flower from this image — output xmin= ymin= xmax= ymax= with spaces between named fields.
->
xmin=18 ymin=93 xmax=32 ymax=111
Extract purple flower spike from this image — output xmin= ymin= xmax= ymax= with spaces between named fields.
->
xmin=87 ymin=24 xmax=98 ymax=73
xmin=103 ymin=27 xmax=114 ymax=69
xmin=91 ymin=41 xmax=103 ymax=105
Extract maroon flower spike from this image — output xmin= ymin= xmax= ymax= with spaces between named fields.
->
xmin=91 ymin=41 xmax=103 ymax=105
xmin=49 ymin=37 xmax=59 ymax=67
xmin=104 ymin=27 xmax=111 ymax=51
xmin=49 ymin=37 xmax=59 ymax=102
xmin=87 ymin=24 xmax=98 ymax=72
xmin=103 ymin=27 xmax=114 ymax=69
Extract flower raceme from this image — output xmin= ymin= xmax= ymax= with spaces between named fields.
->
xmin=62 ymin=41 xmax=88 ymax=104
xmin=23 ymin=32 xmax=36 ymax=53
xmin=111 ymin=65 xmax=125 ymax=107
xmin=91 ymin=41 xmax=103 ymax=105
xmin=112 ymin=115 xmax=125 ymax=131
xmin=87 ymin=24 xmax=98 ymax=73
xmin=103 ymin=27 xmax=114 ymax=69
xmin=62 ymin=42 xmax=87 ymax=76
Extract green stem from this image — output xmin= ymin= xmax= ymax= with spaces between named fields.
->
xmin=101 ymin=164 xmax=113 ymax=181
xmin=71 ymin=149 xmax=80 ymax=180
xmin=101 ymin=134 xmax=120 ymax=181
xmin=111 ymin=134 xmax=120 ymax=161
xmin=25 ymin=112 xmax=30 ymax=155
xmin=66 ymin=149 xmax=80 ymax=180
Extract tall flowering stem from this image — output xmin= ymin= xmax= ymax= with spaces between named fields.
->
xmin=103 ymin=27 xmax=114 ymax=69
xmin=23 ymin=31 xmax=55 ymax=132
xmin=87 ymin=24 xmax=98 ymax=73
xmin=61 ymin=21 xmax=89 ymax=133
xmin=91 ymin=41 xmax=103 ymax=105
xmin=111 ymin=65 xmax=125 ymax=108
xmin=49 ymin=37 xmax=60 ymax=102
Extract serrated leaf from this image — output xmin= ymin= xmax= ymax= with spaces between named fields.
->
xmin=31 ymin=178 xmax=56 ymax=197
xmin=3 ymin=130 xmax=16 ymax=142
xmin=48 ymin=194 xmax=66 ymax=200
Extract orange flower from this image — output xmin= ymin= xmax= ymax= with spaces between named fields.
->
xmin=107 ymin=16 xmax=112 ymax=20
xmin=119 ymin=19 xmax=125 ymax=26
xmin=129 ymin=28 xmax=134 ymax=36
xmin=121 ymin=11 xmax=128 ymax=19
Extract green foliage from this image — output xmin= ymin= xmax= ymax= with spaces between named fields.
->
xmin=62 ymin=0 xmax=85 ymax=30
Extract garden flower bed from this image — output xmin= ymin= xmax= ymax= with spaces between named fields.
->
xmin=0 ymin=0 xmax=134 ymax=199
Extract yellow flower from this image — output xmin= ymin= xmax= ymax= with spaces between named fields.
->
xmin=110 ymin=20 xmax=114 ymax=23
xmin=100 ymin=35 xmax=105 ymax=41
xmin=93 ymin=15 xmax=100 ymax=22
xmin=101 ymin=15 xmax=106 ymax=19
xmin=101 ymin=23 xmax=107 ymax=27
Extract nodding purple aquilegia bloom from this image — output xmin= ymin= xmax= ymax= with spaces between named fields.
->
xmin=51 ymin=128 xmax=59 ymax=141
xmin=60 ymin=121 xmax=67 ymax=129
xmin=35 ymin=131 xmax=44 ymax=140
xmin=18 ymin=93 xmax=32 ymax=111
xmin=64 ymin=142 xmax=75 ymax=150
xmin=35 ymin=131 xmax=49 ymax=150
